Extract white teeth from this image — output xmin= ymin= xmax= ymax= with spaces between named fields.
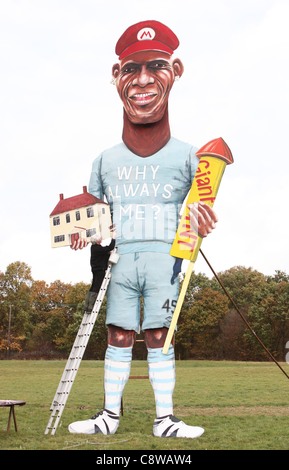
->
xmin=134 ymin=93 xmax=153 ymax=98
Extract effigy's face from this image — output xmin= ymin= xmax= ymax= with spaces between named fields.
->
xmin=113 ymin=51 xmax=177 ymax=124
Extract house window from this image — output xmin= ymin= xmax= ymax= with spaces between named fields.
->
xmin=87 ymin=228 xmax=96 ymax=237
xmin=66 ymin=213 xmax=71 ymax=223
xmin=53 ymin=216 xmax=60 ymax=226
xmin=75 ymin=210 xmax=80 ymax=221
xmin=87 ymin=207 xmax=94 ymax=218
xmin=54 ymin=235 xmax=65 ymax=243
xmin=102 ymin=207 xmax=105 ymax=214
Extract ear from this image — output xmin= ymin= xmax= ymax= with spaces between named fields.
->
xmin=112 ymin=63 xmax=120 ymax=79
xmin=172 ymin=58 xmax=184 ymax=79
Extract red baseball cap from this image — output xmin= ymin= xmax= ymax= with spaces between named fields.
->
xmin=115 ymin=20 xmax=179 ymax=60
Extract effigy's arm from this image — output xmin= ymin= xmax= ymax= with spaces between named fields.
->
xmin=162 ymin=137 xmax=234 ymax=354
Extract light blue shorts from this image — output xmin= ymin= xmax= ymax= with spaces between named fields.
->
xmin=106 ymin=252 xmax=180 ymax=332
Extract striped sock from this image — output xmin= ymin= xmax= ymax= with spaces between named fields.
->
xmin=147 ymin=345 xmax=175 ymax=418
xmin=104 ymin=344 xmax=132 ymax=415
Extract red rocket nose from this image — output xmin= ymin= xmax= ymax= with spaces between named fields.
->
xmin=196 ymin=137 xmax=234 ymax=165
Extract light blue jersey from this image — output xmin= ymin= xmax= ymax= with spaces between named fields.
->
xmin=88 ymin=137 xmax=199 ymax=331
xmin=89 ymin=137 xmax=199 ymax=254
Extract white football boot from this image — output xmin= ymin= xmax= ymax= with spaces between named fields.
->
xmin=153 ymin=415 xmax=204 ymax=438
xmin=68 ymin=409 xmax=119 ymax=435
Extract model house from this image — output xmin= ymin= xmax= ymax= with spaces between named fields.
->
xmin=49 ymin=186 xmax=112 ymax=248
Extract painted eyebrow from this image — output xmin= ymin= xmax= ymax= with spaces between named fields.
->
xmin=121 ymin=59 xmax=171 ymax=70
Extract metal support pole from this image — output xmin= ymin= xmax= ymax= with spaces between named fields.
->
xmin=7 ymin=304 xmax=12 ymax=359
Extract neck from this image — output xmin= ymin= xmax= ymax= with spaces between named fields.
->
xmin=122 ymin=109 xmax=171 ymax=157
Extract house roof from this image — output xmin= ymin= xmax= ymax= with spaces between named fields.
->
xmin=50 ymin=186 xmax=107 ymax=216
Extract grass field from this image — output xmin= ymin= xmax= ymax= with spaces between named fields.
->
xmin=1 ymin=360 xmax=289 ymax=452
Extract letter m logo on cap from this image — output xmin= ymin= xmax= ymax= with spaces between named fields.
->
xmin=137 ymin=27 xmax=156 ymax=41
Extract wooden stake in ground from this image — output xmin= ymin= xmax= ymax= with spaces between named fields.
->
xmin=162 ymin=137 xmax=234 ymax=354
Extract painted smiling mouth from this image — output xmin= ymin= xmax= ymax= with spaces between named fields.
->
xmin=130 ymin=92 xmax=156 ymax=104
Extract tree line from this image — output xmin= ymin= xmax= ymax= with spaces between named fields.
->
xmin=1 ymin=261 xmax=289 ymax=362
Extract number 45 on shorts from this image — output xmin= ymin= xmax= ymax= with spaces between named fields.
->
xmin=162 ymin=299 xmax=177 ymax=314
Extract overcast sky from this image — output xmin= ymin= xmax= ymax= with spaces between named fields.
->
xmin=1 ymin=0 xmax=288 ymax=285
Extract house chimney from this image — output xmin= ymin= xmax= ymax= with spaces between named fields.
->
xmin=59 ymin=193 xmax=64 ymax=200
xmin=83 ymin=186 xmax=87 ymax=193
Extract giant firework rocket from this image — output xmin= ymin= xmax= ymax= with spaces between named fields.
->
xmin=163 ymin=137 xmax=234 ymax=354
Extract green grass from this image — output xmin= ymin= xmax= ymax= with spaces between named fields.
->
xmin=1 ymin=360 xmax=289 ymax=450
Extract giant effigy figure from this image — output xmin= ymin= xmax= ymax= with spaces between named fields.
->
xmin=68 ymin=20 xmax=219 ymax=439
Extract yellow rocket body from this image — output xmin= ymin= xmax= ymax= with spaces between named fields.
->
xmin=170 ymin=155 xmax=228 ymax=262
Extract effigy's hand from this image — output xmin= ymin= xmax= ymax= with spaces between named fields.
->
xmin=70 ymin=238 xmax=89 ymax=250
xmin=188 ymin=201 xmax=218 ymax=238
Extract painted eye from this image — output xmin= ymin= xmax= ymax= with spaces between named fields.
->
xmin=121 ymin=64 xmax=138 ymax=75
xmin=149 ymin=61 xmax=170 ymax=70
xmin=123 ymin=66 xmax=135 ymax=74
